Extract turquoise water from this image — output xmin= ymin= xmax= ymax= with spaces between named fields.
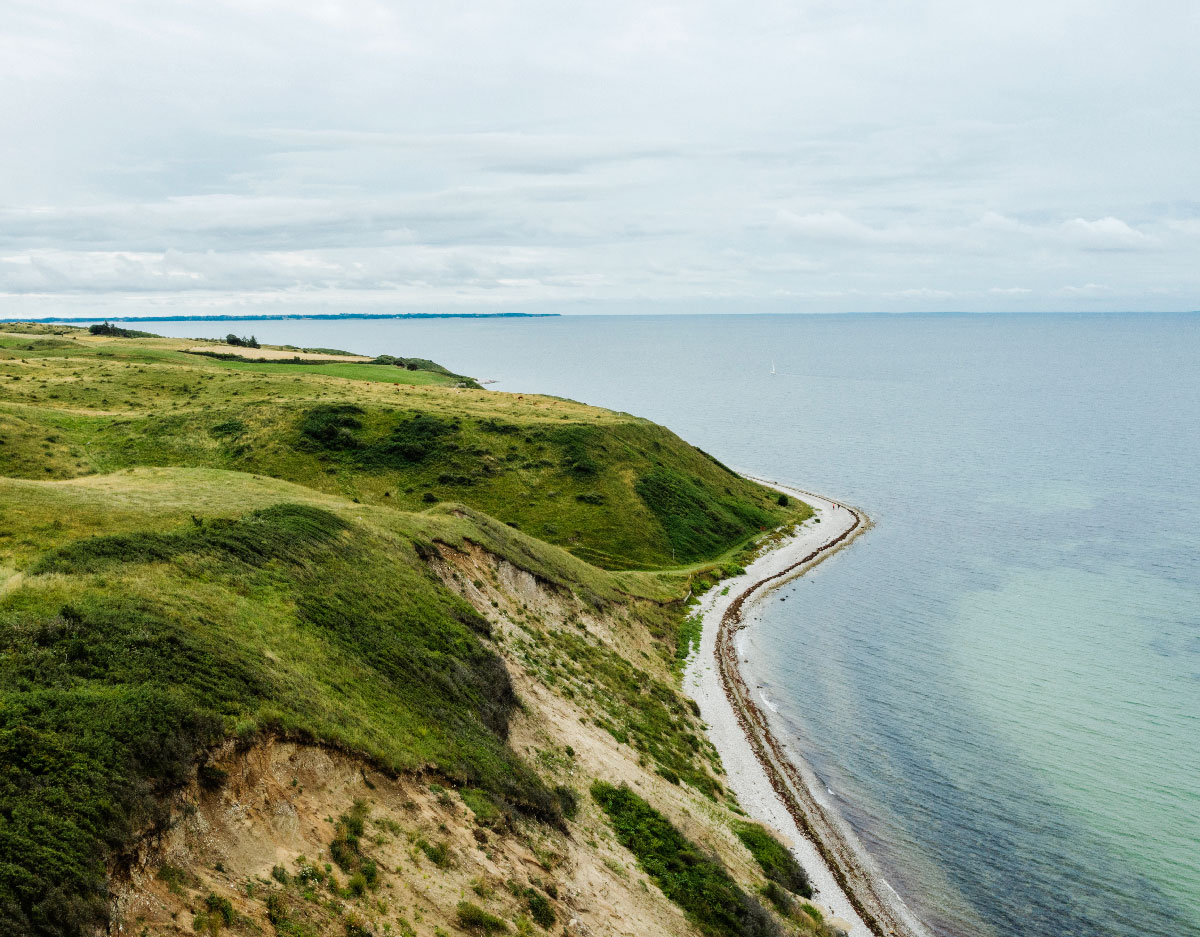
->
xmin=135 ymin=313 xmax=1199 ymax=937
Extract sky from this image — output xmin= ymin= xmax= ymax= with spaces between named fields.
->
xmin=1 ymin=0 xmax=1198 ymax=317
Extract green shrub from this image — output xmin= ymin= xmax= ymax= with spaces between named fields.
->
xmin=209 ymin=419 xmax=247 ymax=438
xmin=455 ymin=901 xmax=507 ymax=933
xmin=88 ymin=321 xmax=155 ymax=338
xmin=732 ymin=822 xmax=811 ymax=898
xmin=418 ymin=839 xmax=453 ymax=869
xmin=461 ymin=788 xmax=508 ymax=829
xmin=525 ymin=890 xmax=555 ymax=929
xmin=591 ymin=782 xmax=782 ymax=937
xmin=298 ymin=404 xmax=365 ymax=449
xmin=761 ymin=880 xmax=793 ymax=917
xmin=553 ymin=784 xmax=578 ymax=821
xmin=204 ymin=893 xmax=235 ymax=926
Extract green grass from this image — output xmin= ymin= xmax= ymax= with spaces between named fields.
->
xmin=590 ymin=782 xmax=782 ymax=937
xmin=204 ymin=358 xmax=466 ymax=386
xmin=514 ymin=628 xmax=723 ymax=798
xmin=0 ymin=322 xmax=816 ymax=937
xmin=0 ymin=324 xmax=808 ymax=570
xmin=0 ymin=499 xmax=557 ymax=936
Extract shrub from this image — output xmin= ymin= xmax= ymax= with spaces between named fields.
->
xmin=761 ymin=881 xmax=793 ymax=917
xmin=591 ymin=782 xmax=782 ymax=937
xmin=776 ymin=493 xmax=789 ymax=507
xmin=206 ymin=893 xmax=234 ymax=924
xmin=298 ymin=404 xmax=365 ymax=450
xmin=373 ymin=413 xmax=459 ymax=465
xmin=455 ymin=901 xmax=507 ymax=934
xmin=732 ymin=822 xmax=811 ymax=898
xmin=88 ymin=321 xmax=154 ymax=338
xmin=209 ymin=420 xmax=247 ymax=439
xmin=418 ymin=838 xmax=453 ymax=869
xmin=553 ymin=784 xmax=578 ymax=821
xmin=525 ymin=890 xmax=555 ymax=929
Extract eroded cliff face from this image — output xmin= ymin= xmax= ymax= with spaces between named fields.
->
xmin=107 ymin=542 xmax=796 ymax=937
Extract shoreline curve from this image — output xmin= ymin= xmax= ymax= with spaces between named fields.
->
xmin=685 ymin=479 xmax=929 ymax=937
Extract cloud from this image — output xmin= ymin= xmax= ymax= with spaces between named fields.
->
xmin=1059 ymin=217 xmax=1154 ymax=250
xmin=775 ymin=210 xmax=924 ymax=246
xmin=0 ymin=0 xmax=1197 ymax=313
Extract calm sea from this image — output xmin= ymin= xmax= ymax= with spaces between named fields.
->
xmin=127 ymin=313 xmax=1199 ymax=937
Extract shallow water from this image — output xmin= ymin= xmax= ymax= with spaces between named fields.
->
xmin=134 ymin=312 xmax=1200 ymax=937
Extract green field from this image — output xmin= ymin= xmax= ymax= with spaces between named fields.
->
xmin=199 ymin=357 xmax=467 ymax=385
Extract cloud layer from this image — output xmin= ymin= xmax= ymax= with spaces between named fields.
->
xmin=1 ymin=0 xmax=1198 ymax=315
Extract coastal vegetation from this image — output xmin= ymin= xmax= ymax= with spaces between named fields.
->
xmin=0 ymin=324 xmax=806 ymax=569
xmin=0 ymin=322 xmax=821 ymax=937
xmin=592 ymin=782 xmax=789 ymax=937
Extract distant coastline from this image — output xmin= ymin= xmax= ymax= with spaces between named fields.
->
xmin=22 ymin=312 xmax=559 ymax=323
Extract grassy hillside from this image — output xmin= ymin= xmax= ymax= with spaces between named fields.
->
xmin=0 ymin=324 xmax=807 ymax=569
xmin=0 ymin=322 xmax=827 ymax=937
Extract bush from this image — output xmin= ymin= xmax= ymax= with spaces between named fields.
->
xmin=761 ymin=880 xmax=793 ymax=916
xmin=204 ymin=893 xmax=234 ymax=926
xmin=776 ymin=493 xmax=789 ymax=507
xmin=418 ymin=838 xmax=453 ymax=869
xmin=553 ymin=784 xmax=578 ymax=821
xmin=525 ymin=890 xmax=555 ymax=929
xmin=591 ymin=782 xmax=782 ymax=937
xmin=732 ymin=822 xmax=812 ymax=898
xmin=209 ymin=420 xmax=247 ymax=439
xmin=455 ymin=901 xmax=508 ymax=933
xmin=298 ymin=404 xmax=365 ymax=450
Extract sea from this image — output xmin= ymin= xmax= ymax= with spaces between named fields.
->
xmin=114 ymin=312 xmax=1199 ymax=937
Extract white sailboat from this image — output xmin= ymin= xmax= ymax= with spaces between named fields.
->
xmin=770 ymin=359 xmax=777 ymax=375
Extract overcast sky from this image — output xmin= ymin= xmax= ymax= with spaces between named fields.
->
xmin=2 ymin=0 xmax=1198 ymax=316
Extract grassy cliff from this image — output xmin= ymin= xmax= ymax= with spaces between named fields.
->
xmin=0 ymin=325 xmax=803 ymax=570
xmin=0 ymin=323 xmax=828 ymax=937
